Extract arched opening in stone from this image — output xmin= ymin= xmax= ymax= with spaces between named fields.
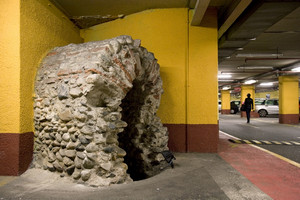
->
xmin=119 ymin=80 xmax=156 ymax=181
xmin=33 ymin=36 xmax=169 ymax=187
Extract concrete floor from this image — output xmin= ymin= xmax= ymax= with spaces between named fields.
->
xmin=0 ymin=152 xmax=270 ymax=200
xmin=220 ymin=114 xmax=300 ymax=163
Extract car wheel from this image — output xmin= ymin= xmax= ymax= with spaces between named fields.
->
xmin=258 ymin=109 xmax=268 ymax=117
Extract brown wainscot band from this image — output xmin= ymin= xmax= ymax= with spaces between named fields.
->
xmin=279 ymin=114 xmax=299 ymax=124
xmin=187 ymin=124 xmax=219 ymax=153
xmin=164 ymin=124 xmax=187 ymax=153
xmin=0 ymin=132 xmax=33 ymax=176
xmin=221 ymin=109 xmax=231 ymax=114
xmin=164 ymin=123 xmax=219 ymax=153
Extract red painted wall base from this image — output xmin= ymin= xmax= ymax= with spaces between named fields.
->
xmin=221 ymin=109 xmax=230 ymax=114
xmin=279 ymin=114 xmax=299 ymax=124
xmin=164 ymin=123 xmax=219 ymax=153
xmin=0 ymin=132 xmax=33 ymax=175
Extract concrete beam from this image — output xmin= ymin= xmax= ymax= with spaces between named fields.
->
xmin=190 ymin=0 xmax=210 ymax=26
xmin=218 ymin=0 xmax=252 ymax=39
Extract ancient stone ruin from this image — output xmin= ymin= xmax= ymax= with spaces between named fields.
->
xmin=33 ymin=36 xmax=169 ymax=186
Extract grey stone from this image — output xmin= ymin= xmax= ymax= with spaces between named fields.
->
xmin=66 ymin=165 xmax=75 ymax=175
xmin=80 ymin=126 xmax=94 ymax=135
xmin=133 ymin=39 xmax=141 ymax=47
xmin=94 ymin=134 xmax=106 ymax=144
xmin=103 ymin=146 xmax=114 ymax=153
xmin=74 ymin=156 xmax=82 ymax=169
xmin=56 ymin=152 xmax=63 ymax=162
xmin=53 ymin=160 xmax=63 ymax=172
xmin=48 ymin=151 xmax=56 ymax=162
xmin=76 ymin=152 xmax=85 ymax=159
xmin=62 ymin=133 xmax=70 ymax=141
xmin=61 ymin=126 xmax=68 ymax=133
xmin=86 ymin=152 xmax=97 ymax=161
xmin=75 ymin=113 xmax=86 ymax=122
xmin=63 ymin=157 xmax=74 ymax=166
xmin=100 ymin=162 xmax=112 ymax=171
xmin=59 ymin=110 xmax=73 ymax=122
xmin=72 ymin=168 xmax=81 ymax=179
xmin=70 ymin=88 xmax=83 ymax=98
xmin=106 ymin=135 xmax=118 ymax=144
xmin=115 ymin=146 xmax=126 ymax=157
xmin=65 ymin=150 xmax=76 ymax=159
xmin=47 ymin=162 xmax=55 ymax=172
xmin=81 ymin=169 xmax=91 ymax=181
xmin=56 ymin=133 xmax=62 ymax=142
xmin=83 ymin=158 xmax=95 ymax=169
xmin=77 ymin=122 xmax=85 ymax=128
xmin=76 ymin=77 xmax=85 ymax=86
xmin=58 ymin=84 xmax=69 ymax=100
xmin=68 ymin=127 xmax=77 ymax=134
xmin=86 ymin=143 xmax=99 ymax=152
xmin=59 ymin=149 xmax=65 ymax=157
xmin=78 ymin=135 xmax=89 ymax=145
xmin=66 ymin=141 xmax=79 ymax=150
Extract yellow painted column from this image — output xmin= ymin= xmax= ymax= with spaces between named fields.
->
xmin=187 ymin=8 xmax=218 ymax=152
xmin=221 ymin=90 xmax=231 ymax=114
xmin=0 ymin=0 xmax=21 ymax=134
xmin=0 ymin=0 xmax=82 ymax=176
xmin=240 ymin=85 xmax=259 ymax=118
xmin=279 ymin=76 xmax=299 ymax=124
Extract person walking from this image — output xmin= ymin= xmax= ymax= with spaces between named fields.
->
xmin=244 ymin=93 xmax=253 ymax=123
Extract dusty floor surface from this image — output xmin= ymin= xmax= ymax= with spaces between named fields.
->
xmin=0 ymin=153 xmax=270 ymax=200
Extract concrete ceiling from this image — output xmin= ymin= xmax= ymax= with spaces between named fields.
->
xmin=218 ymin=1 xmax=300 ymax=92
xmin=50 ymin=0 xmax=300 ymax=92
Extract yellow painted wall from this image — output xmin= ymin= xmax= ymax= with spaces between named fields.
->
xmin=0 ymin=0 xmax=82 ymax=133
xmin=0 ymin=0 xmax=21 ymax=133
xmin=20 ymin=0 xmax=83 ymax=133
xmin=81 ymin=9 xmax=188 ymax=124
xmin=221 ymin=90 xmax=230 ymax=110
xmin=279 ymin=76 xmax=299 ymax=114
xmin=188 ymin=9 xmax=218 ymax=124
xmin=256 ymin=90 xmax=279 ymax=99
xmin=241 ymin=85 xmax=255 ymax=109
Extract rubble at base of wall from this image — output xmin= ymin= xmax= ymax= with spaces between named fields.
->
xmin=33 ymin=35 xmax=169 ymax=187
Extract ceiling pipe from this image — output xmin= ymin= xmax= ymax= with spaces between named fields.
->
xmin=245 ymin=57 xmax=300 ymax=62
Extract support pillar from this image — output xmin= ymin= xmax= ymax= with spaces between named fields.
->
xmin=279 ymin=76 xmax=299 ymax=124
xmin=187 ymin=8 xmax=219 ymax=153
xmin=221 ymin=90 xmax=231 ymax=114
xmin=240 ymin=85 xmax=259 ymax=118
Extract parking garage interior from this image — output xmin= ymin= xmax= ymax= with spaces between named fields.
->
xmin=0 ymin=0 xmax=299 ymax=199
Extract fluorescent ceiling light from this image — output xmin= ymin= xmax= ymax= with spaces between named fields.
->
xmin=236 ymin=53 xmax=283 ymax=58
xmin=222 ymin=86 xmax=230 ymax=90
xmin=218 ymin=74 xmax=232 ymax=78
xmin=218 ymin=79 xmax=234 ymax=82
xmin=291 ymin=67 xmax=300 ymax=72
xmin=259 ymin=82 xmax=273 ymax=86
xmin=244 ymin=80 xmax=256 ymax=84
xmin=237 ymin=66 xmax=274 ymax=70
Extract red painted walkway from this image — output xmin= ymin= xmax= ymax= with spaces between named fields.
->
xmin=218 ymin=131 xmax=300 ymax=200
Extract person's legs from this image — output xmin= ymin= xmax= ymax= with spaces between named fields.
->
xmin=246 ymin=109 xmax=250 ymax=123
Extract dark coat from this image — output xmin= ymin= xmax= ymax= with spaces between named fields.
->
xmin=244 ymin=97 xmax=253 ymax=110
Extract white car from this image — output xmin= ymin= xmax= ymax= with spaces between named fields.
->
xmin=255 ymin=99 xmax=279 ymax=117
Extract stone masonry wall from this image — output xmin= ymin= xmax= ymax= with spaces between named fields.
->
xmin=33 ymin=36 xmax=169 ymax=186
